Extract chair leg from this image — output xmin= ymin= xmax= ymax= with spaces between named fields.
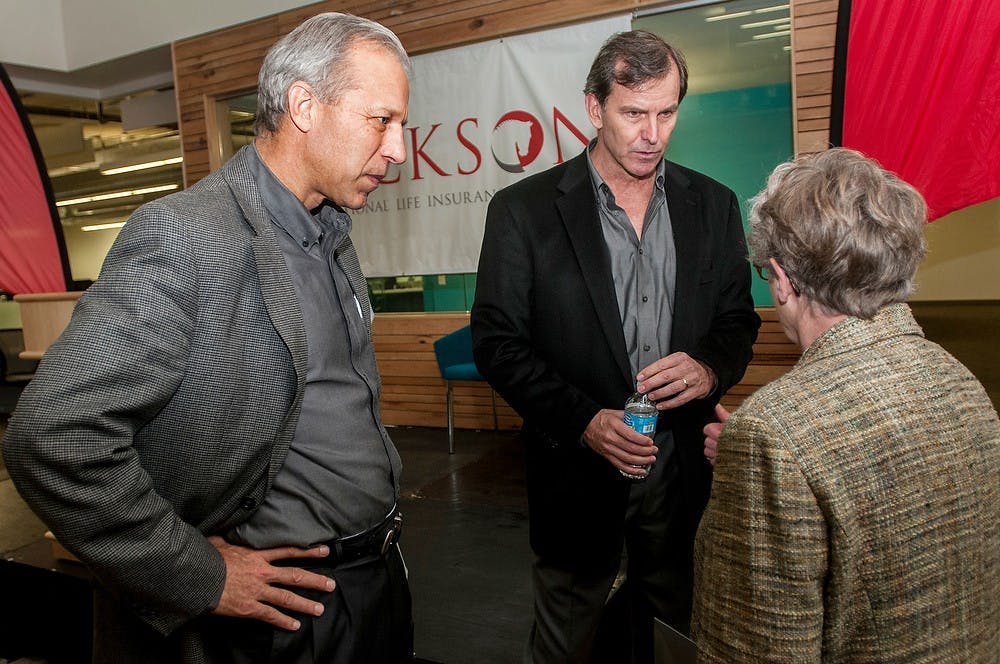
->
xmin=490 ymin=388 xmax=498 ymax=431
xmin=447 ymin=381 xmax=455 ymax=454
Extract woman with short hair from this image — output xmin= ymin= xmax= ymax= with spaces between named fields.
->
xmin=691 ymin=148 xmax=999 ymax=662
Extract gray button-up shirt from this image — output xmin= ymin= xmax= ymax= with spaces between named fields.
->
xmin=230 ymin=145 xmax=401 ymax=548
xmin=587 ymin=150 xmax=677 ymax=380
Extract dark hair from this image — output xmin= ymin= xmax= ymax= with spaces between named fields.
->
xmin=584 ymin=30 xmax=688 ymax=106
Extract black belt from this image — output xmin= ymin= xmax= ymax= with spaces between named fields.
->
xmin=321 ymin=507 xmax=403 ymax=568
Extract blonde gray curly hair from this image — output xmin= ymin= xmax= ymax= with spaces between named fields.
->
xmin=748 ymin=148 xmax=927 ymax=319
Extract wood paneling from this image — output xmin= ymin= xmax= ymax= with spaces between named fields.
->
xmin=790 ymin=0 xmax=838 ymax=154
xmin=374 ymin=309 xmax=800 ymax=431
xmin=372 ymin=312 xmax=519 ymax=430
xmin=719 ymin=309 xmax=800 ymax=411
xmin=13 ymin=292 xmax=84 ymax=360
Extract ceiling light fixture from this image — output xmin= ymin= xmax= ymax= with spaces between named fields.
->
xmin=706 ymin=10 xmax=752 ymax=22
xmin=752 ymin=29 xmax=792 ymax=40
xmin=81 ymin=221 xmax=127 ymax=232
xmin=740 ymin=17 xmax=792 ymax=29
xmin=100 ymin=156 xmax=182 ymax=176
xmin=754 ymin=4 xmax=790 ymax=14
xmin=57 ymin=184 xmax=179 ymax=207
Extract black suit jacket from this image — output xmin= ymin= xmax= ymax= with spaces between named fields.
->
xmin=471 ymin=150 xmax=759 ymax=568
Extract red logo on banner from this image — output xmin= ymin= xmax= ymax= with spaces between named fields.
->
xmin=491 ymin=110 xmax=544 ymax=173
xmin=384 ymin=106 xmax=589 ymax=183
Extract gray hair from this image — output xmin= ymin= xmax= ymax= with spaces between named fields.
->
xmin=254 ymin=12 xmax=411 ymax=135
xmin=584 ymin=30 xmax=688 ymax=107
xmin=748 ymin=148 xmax=927 ymax=319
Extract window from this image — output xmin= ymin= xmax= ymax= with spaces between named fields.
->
xmin=22 ymin=90 xmax=182 ymax=286
xmin=635 ymin=0 xmax=793 ymax=306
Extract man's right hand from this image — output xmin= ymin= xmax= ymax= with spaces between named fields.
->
xmin=208 ymin=536 xmax=336 ymax=631
xmin=582 ymin=408 xmax=658 ymax=477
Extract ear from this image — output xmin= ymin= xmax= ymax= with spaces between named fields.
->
xmin=769 ymin=258 xmax=797 ymax=304
xmin=285 ymin=82 xmax=317 ymax=134
xmin=585 ymin=93 xmax=604 ymax=131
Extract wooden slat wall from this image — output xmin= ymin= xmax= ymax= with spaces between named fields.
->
xmin=791 ymin=0 xmax=838 ymax=153
xmin=375 ymin=309 xmax=799 ymax=430
xmin=373 ymin=312 xmax=520 ymax=430
xmin=719 ymin=308 xmax=799 ymax=413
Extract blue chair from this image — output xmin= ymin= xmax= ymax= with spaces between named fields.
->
xmin=433 ymin=325 xmax=497 ymax=453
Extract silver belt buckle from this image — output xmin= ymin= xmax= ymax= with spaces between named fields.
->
xmin=380 ymin=512 xmax=403 ymax=556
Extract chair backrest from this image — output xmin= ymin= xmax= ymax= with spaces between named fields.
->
xmin=433 ymin=324 xmax=474 ymax=374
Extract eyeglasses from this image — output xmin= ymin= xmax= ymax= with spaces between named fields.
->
xmin=756 ymin=260 xmax=801 ymax=294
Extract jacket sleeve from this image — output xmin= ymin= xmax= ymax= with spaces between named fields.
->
xmin=689 ymin=191 xmax=760 ymax=396
xmin=471 ymin=190 xmax=604 ymax=445
xmin=2 ymin=202 xmax=226 ymax=636
xmin=691 ymin=409 xmax=827 ymax=661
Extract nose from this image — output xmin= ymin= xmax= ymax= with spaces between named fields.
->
xmin=384 ymin=125 xmax=406 ymax=164
xmin=641 ymin=116 xmax=659 ymax=144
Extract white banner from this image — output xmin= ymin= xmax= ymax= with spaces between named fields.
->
xmin=352 ymin=14 xmax=633 ymax=277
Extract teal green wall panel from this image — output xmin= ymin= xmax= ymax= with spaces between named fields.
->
xmin=422 ymin=273 xmax=478 ymax=312
xmin=669 ymin=83 xmax=793 ymax=306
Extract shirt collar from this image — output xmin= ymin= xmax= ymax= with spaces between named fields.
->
xmin=585 ymin=138 xmax=666 ymax=208
xmin=246 ymin=142 xmax=351 ymax=252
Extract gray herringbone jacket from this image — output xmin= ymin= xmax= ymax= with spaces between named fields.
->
xmin=3 ymin=145 xmax=374 ymax=662
xmin=692 ymin=304 xmax=999 ymax=662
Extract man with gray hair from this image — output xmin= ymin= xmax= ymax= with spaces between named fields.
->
xmin=4 ymin=12 xmax=413 ymax=663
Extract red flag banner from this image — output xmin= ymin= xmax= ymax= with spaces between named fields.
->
xmin=832 ymin=0 xmax=1000 ymax=221
xmin=0 ymin=65 xmax=68 ymax=294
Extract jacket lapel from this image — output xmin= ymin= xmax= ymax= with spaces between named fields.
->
xmin=556 ymin=154 xmax=633 ymax=387
xmin=664 ymin=163 xmax=701 ymax=351
xmin=220 ymin=147 xmax=309 ymax=417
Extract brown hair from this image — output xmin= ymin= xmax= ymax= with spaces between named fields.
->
xmin=584 ymin=30 xmax=688 ymax=106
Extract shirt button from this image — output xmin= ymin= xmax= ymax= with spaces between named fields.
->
xmin=642 ymin=295 xmax=648 ymax=303
xmin=301 ymin=240 xmax=309 ymax=248
xmin=643 ymin=344 xmax=650 ymax=352
xmin=638 ymin=248 xmax=644 ymax=255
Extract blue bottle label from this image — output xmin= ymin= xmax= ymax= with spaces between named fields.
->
xmin=624 ymin=412 xmax=657 ymax=435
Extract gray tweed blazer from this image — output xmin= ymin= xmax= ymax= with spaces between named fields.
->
xmin=3 ymin=145 xmax=374 ymax=662
xmin=691 ymin=304 xmax=999 ymax=661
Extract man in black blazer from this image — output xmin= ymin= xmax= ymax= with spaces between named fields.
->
xmin=471 ymin=31 xmax=759 ymax=662
xmin=4 ymin=13 xmax=413 ymax=663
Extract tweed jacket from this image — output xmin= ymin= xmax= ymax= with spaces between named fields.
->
xmin=691 ymin=304 xmax=1000 ymax=662
xmin=2 ymin=146 xmax=375 ymax=662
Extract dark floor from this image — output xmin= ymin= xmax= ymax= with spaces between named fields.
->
xmin=0 ymin=401 xmax=533 ymax=664
xmin=394 ymin=426 xmax=533 ymax=664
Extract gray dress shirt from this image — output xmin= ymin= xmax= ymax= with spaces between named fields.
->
xmin=230 ymin=145 xmax=402 ymax=547
xmin=586 ymin=150 xmax=677 ymax=379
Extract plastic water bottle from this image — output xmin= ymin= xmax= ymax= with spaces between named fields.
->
xmin=622 ymin=391 xmax=657 ymax=479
